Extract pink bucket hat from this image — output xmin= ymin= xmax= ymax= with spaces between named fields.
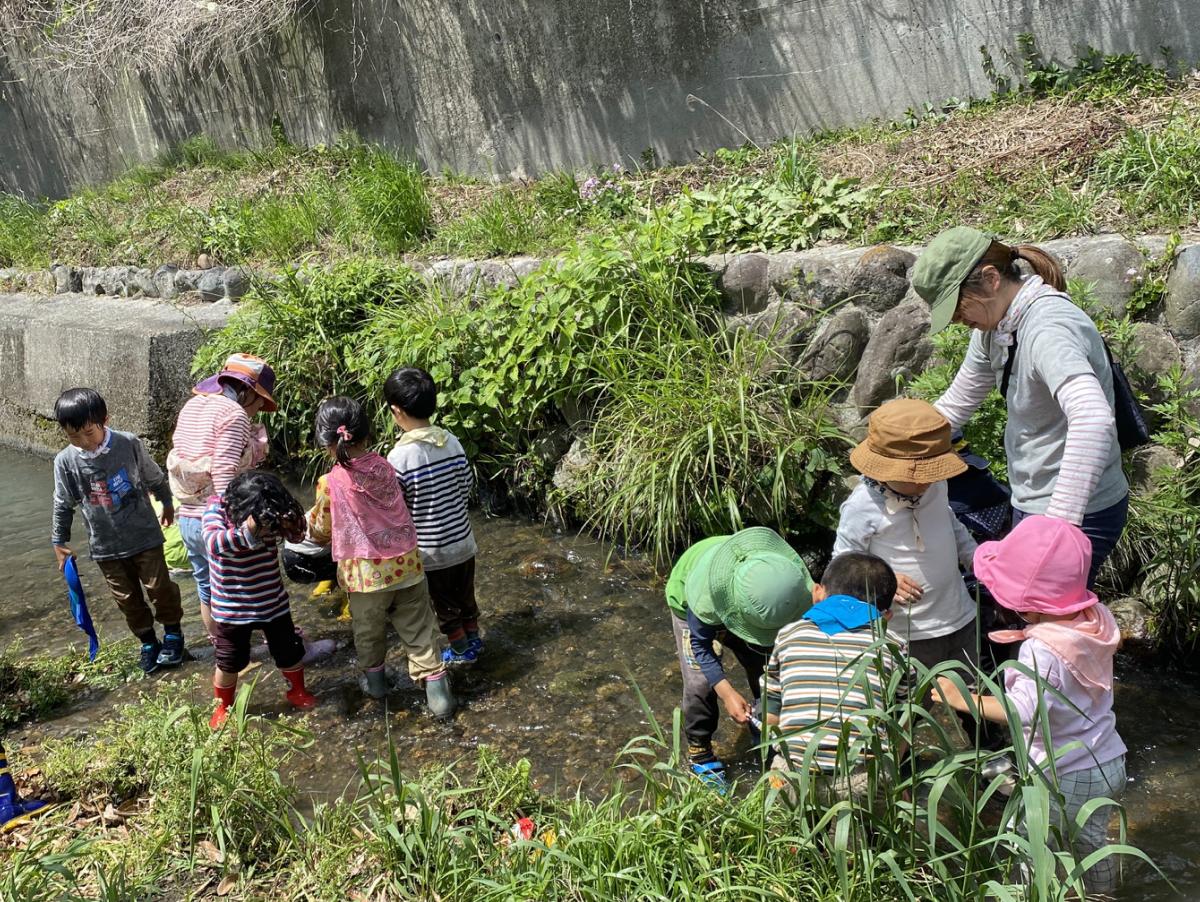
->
xmin=973 ymin=515 xmax=1098 ymax=616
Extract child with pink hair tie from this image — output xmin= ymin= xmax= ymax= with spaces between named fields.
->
xmin=305 ymin=396 xmax=454 ymax=718
xmin=936 ymin=514 xmax=1127 ymax=895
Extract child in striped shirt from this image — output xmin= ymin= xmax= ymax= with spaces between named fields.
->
xmin=204 ymin=471 xmax=317 ymax=729
xmin=765 ymin=552 xmax=906 ymax=798
xmin=384 ymin=368 xmax=482 ymax=667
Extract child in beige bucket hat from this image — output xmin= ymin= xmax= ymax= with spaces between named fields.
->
xmin=833 ymin=398 xmax=981 ymax=672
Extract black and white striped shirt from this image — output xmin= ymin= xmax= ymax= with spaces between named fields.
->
xmin=387 ymin=428 xmax=477 ymax=571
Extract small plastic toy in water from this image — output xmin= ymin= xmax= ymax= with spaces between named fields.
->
xmin=63 ymin=557 xmax=100 ymax=662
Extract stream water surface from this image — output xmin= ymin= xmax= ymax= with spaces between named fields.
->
xmin=1 ymin=448 xmax=1196 ymax=898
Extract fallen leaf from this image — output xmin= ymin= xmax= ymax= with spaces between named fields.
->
xmin=197 ymin=840 xmax=224 ymax=865
xmin=217 ymin=875 xmax=237 ymax=896
xmin=100 ymin=804 xmax=124 ymax=826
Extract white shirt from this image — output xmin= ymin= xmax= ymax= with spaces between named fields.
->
xmin=833 ymin=479 xmax=977 ymax=642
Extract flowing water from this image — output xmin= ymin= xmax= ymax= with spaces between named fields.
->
xmin=1 ymin=447 xmax=1195 ymax=897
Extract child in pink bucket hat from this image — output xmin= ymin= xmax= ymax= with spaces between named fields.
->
xmin=936 ymin=514 xmax=1127 ymax=895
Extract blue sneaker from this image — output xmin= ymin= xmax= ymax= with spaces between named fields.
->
xmin=139 ymin=640 xmax=163 ymax=674
xmin=157 ymin=632 xmax=185 ymax=668
xmin=441 ymin=644 xmax=479 ymax=666
xmin=690 ymin=760 xmax=728 ymax=793
xmin=467 ymin=635 xmax=484 ymax=655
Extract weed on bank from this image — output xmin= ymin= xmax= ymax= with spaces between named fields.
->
xmin=2 ymin=667 xmax=1152 ymax=901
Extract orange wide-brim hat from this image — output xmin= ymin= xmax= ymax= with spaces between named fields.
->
xmin=850 ymin=398 xmax=968 ymax=484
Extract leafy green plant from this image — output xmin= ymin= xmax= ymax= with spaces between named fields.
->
xmin=0 ymin=639 xmax=143 ymax=728
xmin=667 ymin=175 xmax=876 ymax=253
xmin=906 ymin=326 xmax=1008 ymax=472
xmin=194 ymin=259 xmax=425 ymax=470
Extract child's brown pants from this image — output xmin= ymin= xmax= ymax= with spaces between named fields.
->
xmin=95 ymin=546 xmax=183 ymax=635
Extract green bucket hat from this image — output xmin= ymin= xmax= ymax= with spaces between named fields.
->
xmin=686 ymin=527 xmax=814 ymax=647
xmin=911 ymin=226 xmax=993 ymax=334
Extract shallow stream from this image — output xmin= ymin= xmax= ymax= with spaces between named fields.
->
xmin=1 ymin=448 xmax=1195 ymax=898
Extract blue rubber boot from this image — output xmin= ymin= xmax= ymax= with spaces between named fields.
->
xmin=1 ymin=740 xmax=49 ymax=832
xmin=690 ymin=760 xmax=729 ymax=794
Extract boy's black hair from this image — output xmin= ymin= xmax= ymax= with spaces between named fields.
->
xmin=314 ymin=396 xmax=372 ymax=466
xmin=383 ymin=367 xmax=437 ymax=420
xmin=54 ymin=388 xmax=107 ymax=431
xmin=222 ymin=471 xmax=304 ymax=534
xmin=820 ymin=552 xmax=897 ymax=612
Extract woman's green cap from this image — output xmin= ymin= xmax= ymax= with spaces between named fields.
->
xmin=685 ymin=527 xmax=813 ymax=647
xmin=911 ymin=227 xmax=993 ymax=334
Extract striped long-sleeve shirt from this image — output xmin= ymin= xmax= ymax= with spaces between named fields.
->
xmin=764 ymin=618 xmax=905 ymax=773
xmin=171 ymin=393 xmax=253 ymax=519
xmin=387 ymin=427 xmax=477 ymax=571
xmin=202 ymin=500 xmax=290 ymax=624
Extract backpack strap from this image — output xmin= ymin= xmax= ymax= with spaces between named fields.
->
xmin=1000 ymin=335 xmax=1018 ymax=399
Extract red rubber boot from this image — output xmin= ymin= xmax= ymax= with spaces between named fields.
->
xmin=281 ymin=666 xmax=317 ymax=709
xmin=210 ymin=681 xmax=236 ymax=730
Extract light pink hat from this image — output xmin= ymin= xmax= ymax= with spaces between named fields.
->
xmin=973 ymin=515 xmax=1098 ymax=616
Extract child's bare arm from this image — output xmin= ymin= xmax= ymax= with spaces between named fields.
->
xmin=934 ymin=676 xmax=1008 ymax=724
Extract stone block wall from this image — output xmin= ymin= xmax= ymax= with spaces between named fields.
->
xmin=1 ymin=232 xmax=1198 ymax=470
xmin=0 ymin=293 xmax=230 ymax=456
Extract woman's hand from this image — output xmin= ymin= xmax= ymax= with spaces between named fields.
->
xmin=894 ymin=573 xmax=925 ymax=605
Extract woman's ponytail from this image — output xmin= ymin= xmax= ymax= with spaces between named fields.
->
xmin=1013 ymin=244 xmax=1066 ymax=291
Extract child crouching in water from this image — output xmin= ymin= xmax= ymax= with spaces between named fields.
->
xmin=204 ymin=471 xmax=317 ymax=729
xmin=936 ymin=515 xmax=1126 ymax=895
xmin=305 ymin=397 xmax=454 ymax=718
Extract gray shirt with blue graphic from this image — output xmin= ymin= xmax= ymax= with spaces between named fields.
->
xmin=52 ymin=429 xmax=173 ymax=561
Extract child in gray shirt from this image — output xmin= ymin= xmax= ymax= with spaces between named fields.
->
xmin=51 ymin=388 xmax=185 ymax=673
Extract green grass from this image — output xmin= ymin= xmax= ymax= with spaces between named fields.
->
xmin=0 ymin=44 xmax=1193 ymax=270
xmin=0 ymin=639 xmax=144 ymax=728
xmin=4 ymin=662 xmax=1151 ymax=900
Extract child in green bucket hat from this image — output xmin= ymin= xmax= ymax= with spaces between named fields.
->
xmin=665 ymin=527 xmax=814 ymax=788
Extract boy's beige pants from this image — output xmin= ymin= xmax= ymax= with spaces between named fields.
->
xmin=347 ymin=581 xmax=443 ymax=679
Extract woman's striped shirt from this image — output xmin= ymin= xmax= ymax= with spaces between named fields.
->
xmin=764 ymin=619 xmax=904 ymax=773
xmin=202 ymin=500 xmax=290 ymax=624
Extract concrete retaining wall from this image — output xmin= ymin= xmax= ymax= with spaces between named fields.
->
xmin=0 ymin=294 xmax=230 ymax=456
xmin=3 ymin=0 xmax=1200 ymax=198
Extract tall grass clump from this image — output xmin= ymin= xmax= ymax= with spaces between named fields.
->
xmin=193 ymin=258 xmax=425 ymax=470
xmin=432 ymin=189 xmax=560 ymax=257
xmin=563 ymin=320 xmax=847 ymax=557
xmin=345 ymin=148 xmax=432 ymax=253
xmin=0 ymin=193 xmax=48 ymax=267
xmin=9 ymin=682 xmax=311 ymax=899
xmin=1095 ymin=113 xmax=1200 ymax=226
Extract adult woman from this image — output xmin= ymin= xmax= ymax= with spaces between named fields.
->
xmin=911 ymin=227 xmax=1128 ymax=588
xmin=169 ymin=353 xmax=274 ymax=639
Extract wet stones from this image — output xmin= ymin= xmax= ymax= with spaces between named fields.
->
xmin=518 ymin=551 xmax=573 ymax=578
